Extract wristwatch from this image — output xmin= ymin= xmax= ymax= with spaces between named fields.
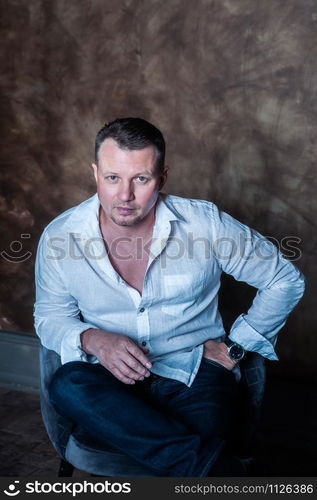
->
xmin=224 ymin=337 xmax=245 ymax=362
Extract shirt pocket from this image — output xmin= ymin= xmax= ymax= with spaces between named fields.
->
xmin=161 ymin=272 xmax=206 ymax=315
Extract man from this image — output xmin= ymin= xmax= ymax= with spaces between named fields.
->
xmin=34 ymin=117 xmax=305 ymax=477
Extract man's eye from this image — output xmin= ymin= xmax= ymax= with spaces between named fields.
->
xmin=137 ymin=176 xmax=148 ymax=183
xmin=106 ymin=176 xmax=118 ymax=181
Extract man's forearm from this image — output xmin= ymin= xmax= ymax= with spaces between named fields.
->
xmin=80 ymin=328 xmax=100 ymax=355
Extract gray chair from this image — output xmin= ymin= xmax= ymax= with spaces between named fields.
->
xmin=39 ymin=344 xmax=266 ymax=477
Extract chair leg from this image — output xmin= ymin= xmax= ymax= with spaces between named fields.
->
xmin=58 ymin=459 xmax=74 ymax=477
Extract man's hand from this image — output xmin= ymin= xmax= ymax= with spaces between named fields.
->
xmin=81 ymin=329 xmax=152 ymax=384
xmin=203 ymin=338 xmax=237 ymax=371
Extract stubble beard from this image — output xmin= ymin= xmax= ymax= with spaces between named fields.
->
xmin=110 ymin=211 xmax=144 ymax=227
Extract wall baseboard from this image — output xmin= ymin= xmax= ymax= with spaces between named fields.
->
xmin=0 ymin=330 xmax=39 ymax=393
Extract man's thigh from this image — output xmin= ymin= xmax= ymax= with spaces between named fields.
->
xmin=50 ymin=359 xmax=237 ymax=442
xmin=147 ymin=358 xmax=238 ymax=440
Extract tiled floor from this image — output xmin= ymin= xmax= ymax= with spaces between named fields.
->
xmin=0 ymin=376 xmax=316 ymax=477
xmin=0 ymin=388 xmax=61 ymax=477
xmin=0 ymin=388 xmax=86 ymax=478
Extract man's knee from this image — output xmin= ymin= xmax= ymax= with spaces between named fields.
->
xmin=49 ymin=361 xmax=86 ymax=408
xmin=49 ymin=361 xmax=118 ymax=409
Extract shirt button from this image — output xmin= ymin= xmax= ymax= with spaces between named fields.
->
xmin=139 ymin=307 xmax=145 ymax=313
xmin=141 ymin=341 xmax=147 ymax=346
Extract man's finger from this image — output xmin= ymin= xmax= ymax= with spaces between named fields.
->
xmin=111 ymin=365 xmax=136 ymax=385
xmin=125 ymin=343 xmax=152 ymax=369
xmin=120 ymin=355 xmax=151 ymax=377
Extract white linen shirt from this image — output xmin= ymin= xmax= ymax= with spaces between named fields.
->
xmin=34 ymin=193 xmax=305 ymax=386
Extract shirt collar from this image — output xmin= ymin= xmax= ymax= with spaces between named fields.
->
xmin=64 ymin=193 xmax=100 ymax=238
xmin=64 ymin=192 xmax=184 ymax=238
xmin=154 ymin=192 xmax=185 ymax=227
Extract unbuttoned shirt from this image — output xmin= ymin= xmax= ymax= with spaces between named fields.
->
xmin=34 ymin=193 xmax=305 ymax=386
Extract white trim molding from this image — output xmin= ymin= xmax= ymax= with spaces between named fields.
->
xmin=0 ymin=330 xmax=39 ymax=393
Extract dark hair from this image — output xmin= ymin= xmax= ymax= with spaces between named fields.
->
xmin=95 ymin=117 xmax=165 ymax=173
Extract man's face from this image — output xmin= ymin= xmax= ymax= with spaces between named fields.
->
xmin=91 ymin=138 xmax=168 ymax=227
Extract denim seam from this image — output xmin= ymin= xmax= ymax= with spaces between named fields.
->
xmin=198 ymin=439 xmax=226 ymax=477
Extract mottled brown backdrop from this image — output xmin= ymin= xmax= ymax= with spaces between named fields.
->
xmin=0 ymin=0 xmax=316 ymax=379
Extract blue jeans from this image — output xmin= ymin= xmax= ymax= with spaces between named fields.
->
xmin=49 ymin=357 xmax=238 ymax=477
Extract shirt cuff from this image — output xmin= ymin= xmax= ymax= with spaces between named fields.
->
xmin=60 ymin=324 xmax=97 ymax=364
xmin=229 ymin=314 xmax=279 ymax=361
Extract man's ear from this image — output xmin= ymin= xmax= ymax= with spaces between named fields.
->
xmin=158 ymin=166 xmax=169 ymax=190
xmin=91 ymin=162 xmax=98 ymax=183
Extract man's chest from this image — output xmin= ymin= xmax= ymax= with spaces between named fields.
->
xmin=108 ymin=240 xmax=149 ymax=294
xmin=108 ymin=251 xmax=149 ymax=295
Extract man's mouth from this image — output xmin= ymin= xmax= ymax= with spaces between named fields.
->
xmin=115 ymin=207 xmax=136 ymax=215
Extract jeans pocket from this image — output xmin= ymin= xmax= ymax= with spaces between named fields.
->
xmin=202 ymin=357 xmax=233 ymax=373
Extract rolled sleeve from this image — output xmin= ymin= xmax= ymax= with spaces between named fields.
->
xmin=229 ymin=314 xmax=279 ymax=360
xmin=34 ymin=230 xmax=98 ymax=363
xmin=60 ymin=327 xmax=96 ymax=365
xmin=211 ymin=207 xmax=306 ymax=358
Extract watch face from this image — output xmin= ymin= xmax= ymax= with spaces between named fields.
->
xmin=229 ymin=344 xmax=245 ymax=361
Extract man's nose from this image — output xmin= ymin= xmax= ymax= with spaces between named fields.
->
xmin=117 ymin=181 xmax=135 ymax=202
